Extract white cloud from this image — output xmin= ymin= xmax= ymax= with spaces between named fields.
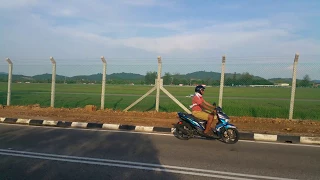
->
xmin=137 ymin=21 xmax=189 ymax=31
xmin=121 ymin=0 xmax=160 ymax=6
xmin=78 ymin=26 xmax=289 ymax=54
xmin=5 ymin=10 xmax=318 ymax=57
xmin=45 ymin=13 xmax=308 ymax=55
xmin=50 ymin=8 xmax=78 ymax=17
xmin=121 ymin=0 xmax=177 ymax=8
xmin=0 ymin=0 xmax=319 ymax=79
xmin=219 ymin=4 xmax=242 ymax=10
xmin=0 ymin=0 xmax=39 ymax=8
xmin=49 ymin=21 xmax=318 ymax=60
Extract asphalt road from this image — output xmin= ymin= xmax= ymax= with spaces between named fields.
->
xmin=0 ymin=123 xmax=319 ymax=180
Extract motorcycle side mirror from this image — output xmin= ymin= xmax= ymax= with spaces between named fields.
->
xmin=212 ymin=102 xmax=216 ymax=106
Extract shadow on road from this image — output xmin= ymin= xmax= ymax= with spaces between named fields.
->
xmin=0 ymin=125 xmax=179 ymax=180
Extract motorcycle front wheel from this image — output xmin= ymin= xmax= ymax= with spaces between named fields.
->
xmin=221 ymin=128 xmax=239 ymax=144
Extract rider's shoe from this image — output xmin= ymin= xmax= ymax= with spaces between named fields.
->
xmin=204 ymin=131 xmax=215 ymax=137
xmin=204 ymin=130 xmax=219 ymax=138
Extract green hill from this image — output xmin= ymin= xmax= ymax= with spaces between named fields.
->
xmin=182 ymin=71 xmax=265 ymax=80
xmin=108 ymin=73 xmax=144 ymax=80
xmin=0 ymin=71 xmax=318 ymax=86
xmin=32 ymin=73 xmax=66 ymax=81
xmin=184 ymin=71 xmax=221 ymax=80
xmin=71 ymin=73 xmax=144 ymax=81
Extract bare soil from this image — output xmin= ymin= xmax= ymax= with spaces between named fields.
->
xmin=1 ymin=104 xmax=320 ymax=137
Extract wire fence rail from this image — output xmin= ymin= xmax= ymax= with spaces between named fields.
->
xmin=0 ymin=54 xmax=319 ymax=120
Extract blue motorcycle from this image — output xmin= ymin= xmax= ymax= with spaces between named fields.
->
xmin=173 ymin=103 xmax=239 ymax=144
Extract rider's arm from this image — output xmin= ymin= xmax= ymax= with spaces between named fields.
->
xmin=203 ymin=100 xmax=214 ymax=108
xmin=200 ymin=99 xmax=217 ymax=115
xmin=199 ymin=102 xmax=214 ymax=112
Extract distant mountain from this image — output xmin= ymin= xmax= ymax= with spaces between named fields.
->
xmin=1 ymin=71 xmax=317 ymax=85
xmin=32 ymin=73 xmax=66 ymax=81
xmin=0 ymin=72 xmax=145 ymax=82
xmin=0 ymin=73 xmax=31 ymax=81
xmin=183 ymin=71 xmax=221 ymax=80
xmin=72 ymin=73 xmax=103 ymax=81
xmin=268 ymin=78 xmax=293 ymax=83
xmin=71 ymin=73 xmax=144 ymax=81
xmin=182 ymin=71 xmax=265 ymax=80
xmin=108 ymin=73 xmax=144 ymax=80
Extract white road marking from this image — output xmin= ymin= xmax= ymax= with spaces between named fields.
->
xmin=0 ymin=149 xmax=297 ymax=180
xmin=1 ymin=123 xmax=320 ymax=148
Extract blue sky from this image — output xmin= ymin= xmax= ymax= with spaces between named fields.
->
xmin=0 ymin=0 xmax=319 ymax=79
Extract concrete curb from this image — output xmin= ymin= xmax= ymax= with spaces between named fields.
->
xmin=1 ymin=117 xmax=319 ymax=145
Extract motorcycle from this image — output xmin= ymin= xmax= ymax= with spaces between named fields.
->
xmin=173 ymin=103 xmax=239 ymax=144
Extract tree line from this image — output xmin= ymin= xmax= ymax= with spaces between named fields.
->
xmin=0 ymin=72 xmax=317 ymax=87
xmin=145 ymin=72 xmax=317 ymax=87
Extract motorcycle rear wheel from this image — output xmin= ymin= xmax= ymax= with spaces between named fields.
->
xmin=173 ymin=124 xmax=192 ymax=140
xmin=221 ymin=128 xmax=239 ymax=144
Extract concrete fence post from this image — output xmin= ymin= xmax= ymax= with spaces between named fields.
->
xmin=50 ymin=57 xmax=56 ymax=108
xmin=6 ymin=58 xmax=13 ymax=106
xmin=289 ymin=53 xmax=299 ymax=120
xmin=156 ymin=56 xmax=162 ymax=112
xmin=218 ymin=55 xmax=226 ymax=107
xmin=101 ymin=56 xmax=107 ymax=110
xmin=124 ymin=55 xmax=191 ymax=113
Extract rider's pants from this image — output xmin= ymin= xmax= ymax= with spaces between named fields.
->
xmin=192 ymin=111 xmax=209 ymax=120
xmin=192 ymin=111 xmax=217 ymax=120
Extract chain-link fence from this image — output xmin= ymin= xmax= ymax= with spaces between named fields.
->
xmin=0 ymin=54 xmax=319 ymax=120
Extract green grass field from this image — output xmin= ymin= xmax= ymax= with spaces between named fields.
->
xmin=0 ymin=82 xmax=319 ymax=120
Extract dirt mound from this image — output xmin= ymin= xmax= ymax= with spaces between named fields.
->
xmin=0 ymin=105 xmax=320 ymax=137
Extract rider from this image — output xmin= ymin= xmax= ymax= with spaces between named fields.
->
xmin=190 ymin=85 xmax=217 ymax=137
